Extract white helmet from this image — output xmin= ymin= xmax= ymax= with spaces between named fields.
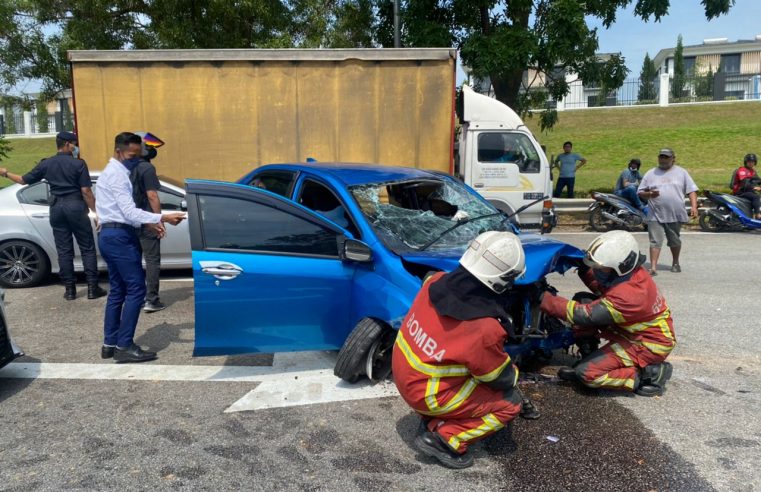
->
xmin=460 ymin=231 xmax=526 ymax=293
xmin=584 ymin=230 xmax=641 ymax=276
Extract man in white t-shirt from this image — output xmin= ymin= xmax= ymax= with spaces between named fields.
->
xmin=637 ymin=148 xmax=699 ymax=275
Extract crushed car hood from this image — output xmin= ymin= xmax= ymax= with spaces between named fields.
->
xmin=400 ymin=233 xmax=584 ymax=285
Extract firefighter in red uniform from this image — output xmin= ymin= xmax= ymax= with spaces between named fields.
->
xmin=540 ymin=230 xmax=675 ymax=396
xmin=392 ymin=231 xmax=526 ymax=469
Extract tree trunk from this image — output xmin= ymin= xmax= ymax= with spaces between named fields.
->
xmin=491 ymin=71 xmax=524 ymax=110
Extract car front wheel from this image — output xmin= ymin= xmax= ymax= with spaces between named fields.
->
xmin=334 ymin=318 xmax=395 ymax=383
xmin=0 ymin=240 xmax=50 ymax=288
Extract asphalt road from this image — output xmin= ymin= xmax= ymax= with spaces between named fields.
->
xmin=1 ymin=231 xmax=759 ymax=491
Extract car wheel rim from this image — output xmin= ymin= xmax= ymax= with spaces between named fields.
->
xmin=365 ymin=330 xmax=394 ymax=382
xmin=0 ymin=244 xmax=40 ymax=285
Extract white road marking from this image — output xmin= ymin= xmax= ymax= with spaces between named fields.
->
xmin=0 ymin=351 xmax=400 ymax=412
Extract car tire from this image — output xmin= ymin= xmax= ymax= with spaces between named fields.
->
xmin=334 ymin=317 xmax=394 ymax=384
xmin=0 ymin=240 xmax=50 ymax=288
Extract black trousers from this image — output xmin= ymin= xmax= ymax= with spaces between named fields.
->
xmin=139 ymin=228 xmax=161 ymax=304
xmin=554 ymin=177 xmax=575 ymax=198
xmin=49 ymin=199 xmax=98 ymax=286
xmin=737 ymin=191 xmax=761 ymax=215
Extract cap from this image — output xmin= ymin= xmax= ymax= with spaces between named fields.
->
xmin=658 ymin=148 xmax=674 ymax=157
xmin=56 ymin=131 xmax=78 ymax=143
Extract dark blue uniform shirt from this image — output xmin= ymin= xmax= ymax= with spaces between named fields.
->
xmin=22 ymin=152 xmax=92 ymax=197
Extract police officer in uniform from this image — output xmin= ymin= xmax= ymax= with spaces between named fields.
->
xmin=0 ymin=132 xmax=107 ymax=300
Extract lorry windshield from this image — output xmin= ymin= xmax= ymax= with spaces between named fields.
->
xmin=477 ymin=132 xmax=541 ymax=173
xmin=350 ymin=178 xmax=512 ymax=254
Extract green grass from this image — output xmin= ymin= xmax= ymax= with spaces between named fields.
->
xmin=525 ymin=101 xmax=761 ymax=196
xmin=0 ymin=137 xmax=56 ymax=188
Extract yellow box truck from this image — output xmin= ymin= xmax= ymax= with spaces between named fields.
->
xmin=68 ymin=48 xmax=555 ymax=229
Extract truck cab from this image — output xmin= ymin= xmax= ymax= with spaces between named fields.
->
xmin=456 ymin=85 xmax=556 ymax=232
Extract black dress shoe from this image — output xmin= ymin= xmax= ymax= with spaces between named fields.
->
xmin=557 ymin=366 xmax=578 ymax=381
xmin=101 ymin=345 xmax=115 ymax=359
xmin=88 ymin=284 xmax=108 ymax=299
xmin=414 ymin=432 xmax=474 ymax=469
xmin=114 ymin=344 xmax=157 ymax=363
xmin=64 ymin=285 xmax=76 ymax=301
xmin=520 ymin=398 xmax=541 ymax=420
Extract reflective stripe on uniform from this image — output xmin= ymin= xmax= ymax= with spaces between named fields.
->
xmin=566 ymin=300 xmax=577 ymax=323
xmin=396 ymin=331 xmax=479 ymax=417
xmin=472 ymin=356 xmax=512 ymax=383
xmin=589 ymin=372 xmax=636 ymax=390
xmin=395 ymin=331 xmax=470 ymax=377
xmin=610 ymin=343 xmax=635 ymax=367
xmin=447 ymin=413 xmax=505 ymax=451
xmin=600 ymin=299 xmax=626 ymax=324
xmin=423 ymin=377 xmax=479 ymax=416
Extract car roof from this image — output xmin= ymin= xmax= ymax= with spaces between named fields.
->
xmin=254 ymin=163 xmax=447 ymax=187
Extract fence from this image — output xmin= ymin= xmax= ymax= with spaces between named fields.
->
xmin=552 ymin=72 xmax=761 ymax=110
xmin=1 ymin=110 xmax=73 ymax=137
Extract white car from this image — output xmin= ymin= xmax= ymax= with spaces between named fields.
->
xmin=0 ymin=173 xmax=191 ymax=288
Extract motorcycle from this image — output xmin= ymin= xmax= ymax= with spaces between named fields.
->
xmin=699 ymin=190 xmax=761 ymax=231
xmin=587 ymin=191 xmax=647 ymax=232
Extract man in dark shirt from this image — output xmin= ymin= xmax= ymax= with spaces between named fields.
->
xmin=130 ymin=132 xmax=165 ymax=312
xmin=0 ymin=132 xmax=107 ymax=300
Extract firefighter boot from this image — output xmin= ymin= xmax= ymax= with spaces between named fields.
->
xmin=635 ymin=362 xmax=673 ymax=397
xmin=557 ymin=366 xmax=578 ymax=382
xmin=414 ymin=432 xmax=474 ymax=469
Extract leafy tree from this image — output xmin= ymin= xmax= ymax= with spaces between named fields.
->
xmin=671 ymin=34 xmax=686 ymax=100
xmin=694 ymin=64 xmax=715 ymax=99
xmin=36 ymin=99 xmax=49 ymax=133
xmin=637 ymin=52 xmax=657 ymax=102
xmin=378 ymin=0 xmax=735 ymax=129
xmin=0 ymin=134 xmax=11 ymax=161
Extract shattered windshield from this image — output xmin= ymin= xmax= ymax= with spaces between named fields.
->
xmin=350 ymin=178 xmax=512 ymax=254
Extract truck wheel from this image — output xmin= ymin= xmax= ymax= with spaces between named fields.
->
xmin=0 ymin=240 xmax=50 ymax=288
xmin=334 ymin=318 xmax=394 ymax=383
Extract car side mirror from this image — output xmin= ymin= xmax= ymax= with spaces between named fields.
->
xmin=180 ymin=199 xmax=188 ymax=211
xmin=341 ymin=238 xmax=373 ymax=263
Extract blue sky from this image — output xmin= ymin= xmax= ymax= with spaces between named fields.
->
xmin=591 ymin=0 xmax=761 ymax=76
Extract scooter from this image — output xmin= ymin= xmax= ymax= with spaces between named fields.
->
xmin=699 ymin=190 xmax=761 ymax=231
xmin=587 ymin=191 xmax=647 ymax=232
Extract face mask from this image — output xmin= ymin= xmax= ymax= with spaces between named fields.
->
xmin=121 ymin=156 xmax=142 ymax=171
xmin=629 ymin=167 xmax=638 ymax=172
xmin=72 ymin=145 xmax=80 ymax=159
xmin=593 ymin=269 xmax=618 ymax=287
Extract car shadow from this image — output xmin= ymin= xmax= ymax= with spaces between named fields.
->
xmin=0 ymin=355 xmax=42 ymax=404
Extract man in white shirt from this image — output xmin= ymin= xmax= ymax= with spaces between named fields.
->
xmin=96 ymin=132 xmax=185 ymax=363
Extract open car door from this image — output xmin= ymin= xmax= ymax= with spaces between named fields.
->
xmin=186 ymin=180 xmax=361 ymax=356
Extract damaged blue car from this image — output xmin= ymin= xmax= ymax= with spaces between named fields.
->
xmin=185 ymin=164 xmax=583 ymax=382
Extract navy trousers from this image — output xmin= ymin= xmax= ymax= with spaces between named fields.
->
xmin=98 ymin=227 xmax=146 ymax=348
xmin=554 ymin=177 xmax=575 ymax=198
xmin=50 ymin=199 xmax=98 ymax=286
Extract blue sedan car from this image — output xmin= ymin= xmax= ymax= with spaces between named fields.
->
xmin=186 ymin=163 xmax=582 ymax=382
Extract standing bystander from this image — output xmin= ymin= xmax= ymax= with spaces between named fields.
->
xmin=0 ymin=132 xmax=107 ymax=300
xmin=96 ymin=132 xmax=185 ymax=363
xmin=552 ymin=141 xmax=587 ymax=198
xmin=637 ymin=148 xmax=698 ymax=275
xmin=131 ymin=132 xmax=166 ymax=313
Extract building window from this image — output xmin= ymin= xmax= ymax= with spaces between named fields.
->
xmin=684 ymin=57 xmax=696 ymax=75
xmin=720 ymin=54 xmax=741 ymax=74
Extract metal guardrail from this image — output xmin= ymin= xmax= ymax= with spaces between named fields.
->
xmin=552 ymin=197 xmax=698 ymax=215
xmin=553 ymin=198 xmax=593 ymax=213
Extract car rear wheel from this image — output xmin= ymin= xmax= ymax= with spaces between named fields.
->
xmin=334 ymin=318 xmax=394 ymax=383
xmin=0 ymin=240 xmax=50 ymax=288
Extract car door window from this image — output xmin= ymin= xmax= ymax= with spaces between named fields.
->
xmin=248 ymin=171 xmax=296 ymax=198
xmin=199 ymin=195 xmax=339 ymax=257
xmin=297 ymin=179 xmax=360 ymax=238
xmin=158 ymin=188 xmax=184 ymax=210
xmin=17 ymin=182 xmax=50 ymax=206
